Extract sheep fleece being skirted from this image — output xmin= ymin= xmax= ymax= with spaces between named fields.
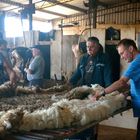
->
xmin=0 ymin=109 xmax=24 ymax=135
xmin=19 ymin=91 xmax=127 ymax=131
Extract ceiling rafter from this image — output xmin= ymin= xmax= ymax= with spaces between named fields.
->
xmin=0 ymin=0 xmax=68 ymax=17
xmin=43 ymin=0 xmax=87 ymax=13
xmin=38 ymin=9 xmax=67 ymax=17
xmin=0 ymin=0 xmax=24 ymax=7
xmin=33 ymin=16 xmax=48 ymax=22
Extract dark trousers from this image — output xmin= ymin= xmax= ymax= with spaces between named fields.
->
xmin=136 ymin=118 xmax=140 ymax=140
xmin=29 ymin=79 xmax=43 ymax=88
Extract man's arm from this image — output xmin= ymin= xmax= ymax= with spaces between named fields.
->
xmin=25 ymin=68 xmax=34 ymax=74
xmin=25 ymin=57 xmax=38 ymax=74
xmin=104 ymin=76 xmax=129 ymax=94
xmin=69 ymin=66 xmax=82 ymax=86
xmin=3 ymin=59 xmax=17 ymax=85
xmin=94 ymin=76 xmax=130 ymax=99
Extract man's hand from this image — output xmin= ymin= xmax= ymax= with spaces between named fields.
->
xmin=9 ymin=70 xmax=17 ymax=86
xmin=92 ymin=91 xmax=106 ymax=101
xmin=94 ymin=92 xmax=102 ymax=100
xmin=24 ymin=68 xmax=33 ymax=74
xmin=88 ymin=94 xmax=97 ymax=101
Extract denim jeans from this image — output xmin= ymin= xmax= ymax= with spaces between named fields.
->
xmin=29 ymin=79 xmax=43 ymax=88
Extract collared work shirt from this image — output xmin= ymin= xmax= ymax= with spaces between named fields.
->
xmin=123 ymin=54 xmax=140 ymax=117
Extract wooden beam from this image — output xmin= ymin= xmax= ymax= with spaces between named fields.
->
xmin=0 ymin=0 xmax=24 ymax=7
xmin=0 ymin=0 xmax=68 ymax=18
xmin=45 ymin=0 xmax=87 ymax=13
xmin=38 ymin=9 xmax=67 ymax=17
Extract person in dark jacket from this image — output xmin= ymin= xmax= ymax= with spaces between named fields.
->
xmin=68 ymin=36 xmax=113 ymax=140
xmin=70 ymin=36 xmax=113 ymax=87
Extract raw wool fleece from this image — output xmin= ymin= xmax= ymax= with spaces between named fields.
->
xmin=0 ymin=112 xmax=5 ymax=118
xmin=19 ymin=89 xmax=127 ymax=131
xmin=67 ymin=99 xmax=111 ymax=126
xmin=16 ymin=86 xmax=37 ymax=94
xmin=16 ymin=84 xmax=68 ymax=95
xmin=66 ymin=85 xmax=95 ymax=99
xmin=99 ymin=91 xmax=127 ymax=113
xmin=44 ymin=91 xmax=126 ymax=127
xmin=19 ymin=104 xmax=73 ymax=131
xmin=51 ymin=91 xmax=126 ymax=127
xmin=19 ymin=110 xmax=48 ymax=131
xmin=0 ymin=84 xmax=125 ymax=132
xmin=91 ymin=84 xmax=105 ymax=95
xmin=0 ymin=82 xmax=13 ymax=94
xmin=44 ymin=84 xmax=69 ymax=92
xmin=0 ymin=109 xmax=23 ymax=135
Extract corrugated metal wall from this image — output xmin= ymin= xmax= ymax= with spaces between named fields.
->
xmin=97 ymin=2 xmax=140 ymax=24
xmin=57 ymin=2 xmax=140 ymax=27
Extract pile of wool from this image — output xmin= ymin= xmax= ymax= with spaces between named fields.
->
xmin=0 ymin=82 xmax=128 ymax=134
xmin=79 ymin=101 xmax=111 ymax=126
xmin=16 ymin=86 xmax=38 ymax=94
xmin=19 ymin=90 xmax=127 ymax=131
xmin=16 ymin=84 xmax=70 ymax=95
xmin=52 ymin=99 xmax=111 ymax=126
xmin=99 ymin=91 xmax=127 ymax=113
xmin=19 ymin=103 xmax=73 ymax=131
xmin=53 ymin=91 xmax=127 ymax=127
xmin=0 ymin=112 xmax=5 ymax=118
xmin=52 ymin=99 xmax=81 ymax=125
xmin=0 ymin=108 xmax=24 ymax=136
xmin=19 ymin=110 xmax=48 ymax=131
xmin=43 ymin=84 xmax=70 ymax=92
xmin=91 ymin=84 xmax=105 ymax=95
xmin=0 ymin=82 xmax=13 ymax=95
xmin=65 ymin=85 xmax=95 ymax=99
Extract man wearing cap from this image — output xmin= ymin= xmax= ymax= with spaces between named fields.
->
xmin=24 ymin=45 xmax=45 ymax=87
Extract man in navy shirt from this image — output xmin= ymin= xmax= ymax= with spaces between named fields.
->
xmin=69 ymin=36 xmax=113 ymax=140
xmin=70 ymin=36 xmax=112 ymax=87
xmin=96 ymin=39 xmax=140 ymax=140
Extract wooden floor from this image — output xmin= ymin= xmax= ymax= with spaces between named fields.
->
xmin=98 ymin=125 xmax=136 ymax=140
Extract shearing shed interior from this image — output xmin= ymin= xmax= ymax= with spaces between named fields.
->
xmin=0 ymin=0 xmax=140 ymax=140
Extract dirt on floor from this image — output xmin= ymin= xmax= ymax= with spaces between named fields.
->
xmin=98 ymin=125 xmax=136 ymax=140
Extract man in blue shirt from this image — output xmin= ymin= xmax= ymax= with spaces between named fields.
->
xmin=25 ymin=45 xmax=45 ymax=87
xmin=96 ymin=39 xmax=140 ymax=140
